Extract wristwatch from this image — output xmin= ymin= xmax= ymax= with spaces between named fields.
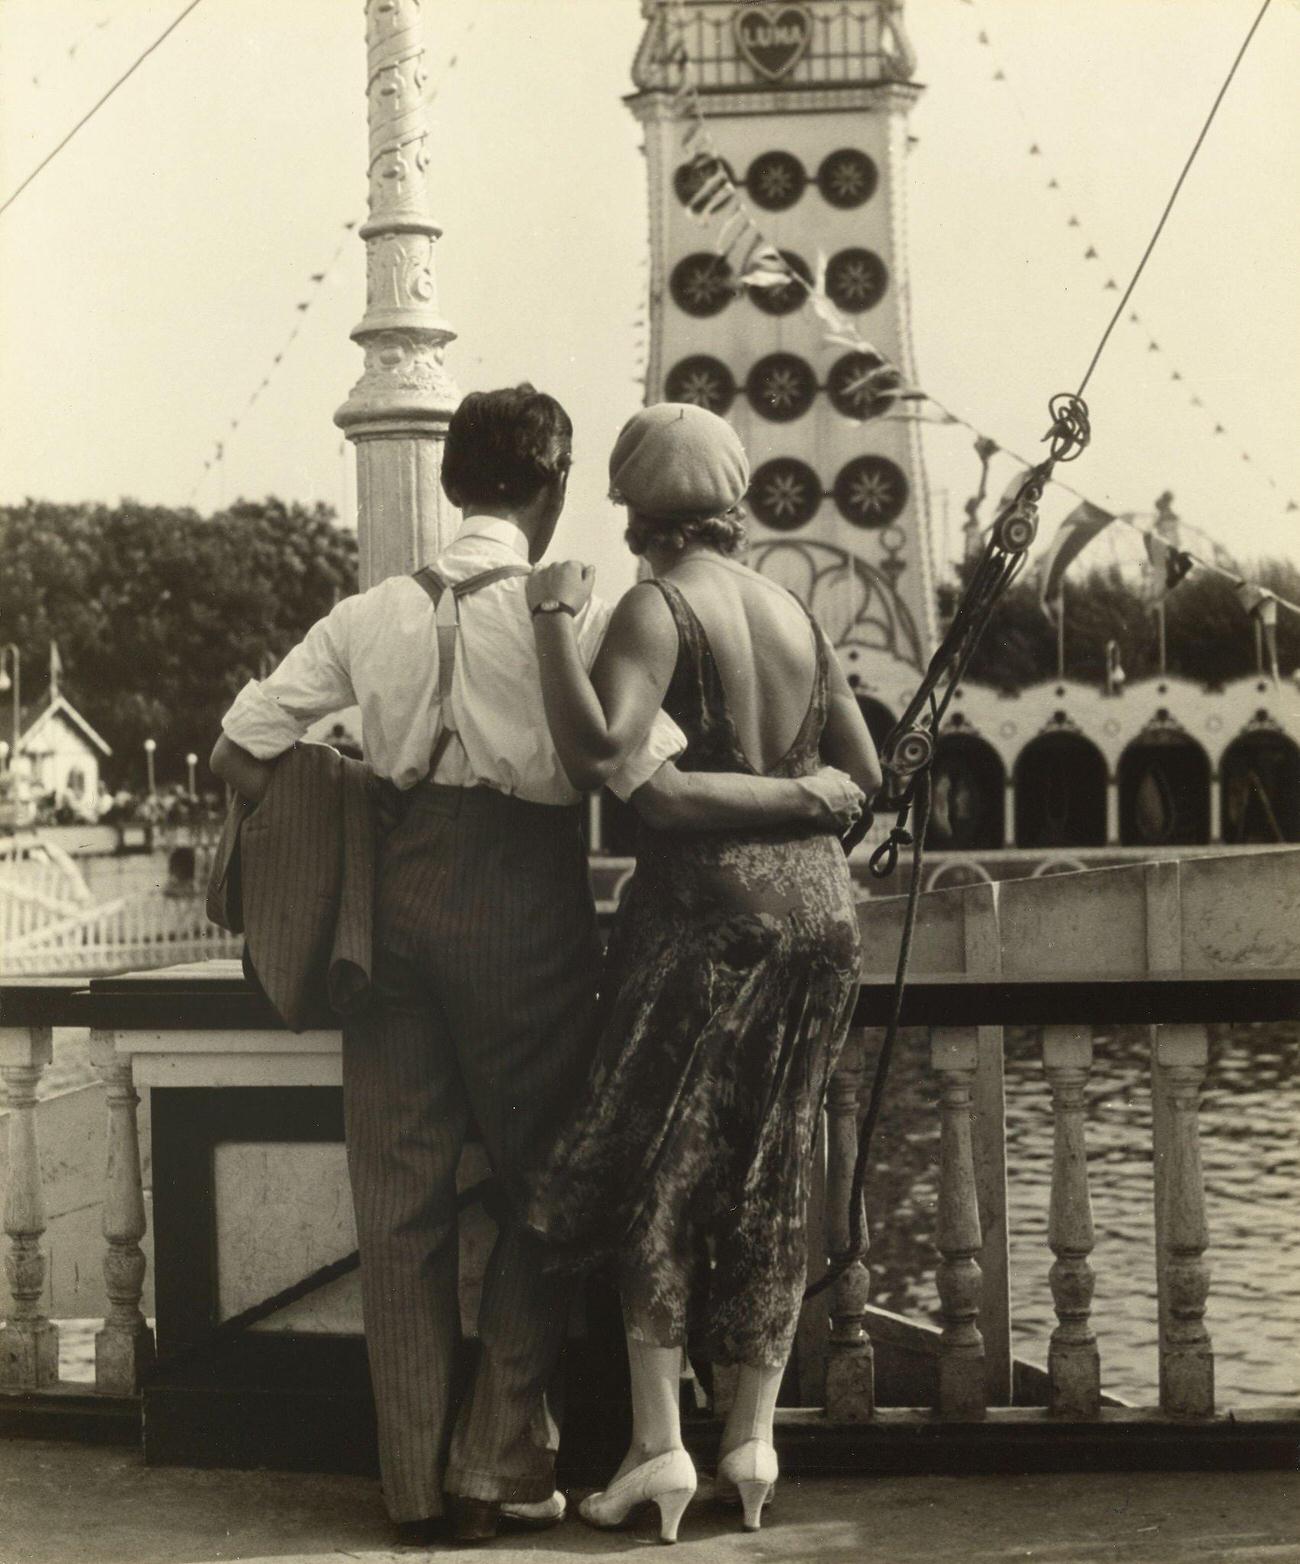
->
xmin=530 ymin=599 xmax=578 ymax=618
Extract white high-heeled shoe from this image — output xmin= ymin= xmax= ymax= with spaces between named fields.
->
xmin=716 ymin=1438 xmax=779 ymax=1531
xmin=578 ymin=1447 xmax=698 ymax=1544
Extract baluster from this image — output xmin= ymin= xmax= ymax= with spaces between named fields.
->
xmin=0 ymin=1025 xmax=59 ymax=1388
xmin=1151 ymin=1024 xmax=1213 ymax=1417
xmin=1042 ymin=1024 xmax=1099 ymax=1416
xmin=824 ymin=1028 xmax=873 ymax=1421
xmin=930 ymin=1025 xmax=985 ymax=1419
xmin=89 ymin=1030 xmax=155 ymax=1393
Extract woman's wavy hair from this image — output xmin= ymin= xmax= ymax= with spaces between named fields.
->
xmin=620 ymin=503 xmax=748 ymax=559
xmin=442 ymin=384 xmax=572 ymax=509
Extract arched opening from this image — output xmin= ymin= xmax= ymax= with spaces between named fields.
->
xmin=1220 ymin=729 xmax=1300 ymax=843
xmin=931 ymin=732 xmax=1005 ymax=850
xmin=855 ymin=697 xmax=896 ymax=754
xmin=1119 ymin=730 xmax=1211 ymax=846
xmin=1014 ymin=730 xmax=1107 ymax=848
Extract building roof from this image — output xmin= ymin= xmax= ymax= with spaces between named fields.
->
xmin=1 ymin=693 xmax=113 ymax=757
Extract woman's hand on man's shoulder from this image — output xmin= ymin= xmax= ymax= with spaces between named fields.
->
xmin=526 ymin=560 xmax=595 ymax=615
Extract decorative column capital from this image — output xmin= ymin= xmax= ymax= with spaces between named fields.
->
xmin=335 ymin=0 xmax=458 ymax=437
xmin=337 ymin=0 xmax=461 ymax=584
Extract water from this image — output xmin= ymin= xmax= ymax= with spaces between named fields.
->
xmin=862 ymin=1022 xmax=1300 ymax=1407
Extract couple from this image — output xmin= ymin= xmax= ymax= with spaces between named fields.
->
xmin=212 ymin=386 xmax=881 ymax=1547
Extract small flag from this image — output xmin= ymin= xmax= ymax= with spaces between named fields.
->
xmin=1139 ymin=532 xmax=1194 ymax=606
xmin=1037 ymin=500 xmax=1116 ymax=621
xmin=49 ymin=641 xmax=62 ymax=696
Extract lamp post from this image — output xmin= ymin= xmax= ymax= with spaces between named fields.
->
xmin=185 ymin=752 xmax=198 ymax=799
xmin=0 ymin=643 xmax=20 ymax=768
xmin=143 ymin=738 xmax=157 ymax=798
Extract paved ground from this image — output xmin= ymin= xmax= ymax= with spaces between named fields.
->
xmin=1 ymin=1442 xmax=1298 ymax=1564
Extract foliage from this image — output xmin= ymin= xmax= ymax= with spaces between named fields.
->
xmin=953 ymin=557 xmax=1300 ymax=690
xmin=0 ymin=498 xmax=357 ymax=789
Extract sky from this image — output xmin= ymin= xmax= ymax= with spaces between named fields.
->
xmin=1 ymin=0 xmax=1297 ymax=603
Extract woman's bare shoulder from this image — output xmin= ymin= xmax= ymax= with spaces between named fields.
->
xmin=610 ymin=578 xmax=674 ymax=627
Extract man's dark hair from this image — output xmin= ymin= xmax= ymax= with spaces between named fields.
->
xmin=441 ymin=384 xmax=573 ymax=509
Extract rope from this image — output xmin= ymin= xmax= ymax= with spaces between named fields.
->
xmin=1074 ymin=0 xmax=1273 ymax=399
xmin=805 ymin=772 xmax=931 ymax=1301
xmin=802 ymin=393 xmax=1086 ymax=1305
xmin=0 ymin=0 xmax=207 ymax=221
xmin=797 ymin=2 xmax=1276 ymax=1298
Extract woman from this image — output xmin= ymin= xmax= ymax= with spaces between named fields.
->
xmin=523 ymin=404 xmax=882 ymax=1541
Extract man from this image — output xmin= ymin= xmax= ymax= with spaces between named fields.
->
xmin=212 ymin=384 xmax=861 ymax=1545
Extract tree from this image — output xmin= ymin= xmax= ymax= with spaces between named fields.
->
xmin=0 ymin=498 xmax=357 ymax=790
xmin=952 ymin=557 xmax=1300 ymax=690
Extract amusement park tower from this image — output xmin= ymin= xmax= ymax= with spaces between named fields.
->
xmin=627 ymin=0 xmax=937 ymax=717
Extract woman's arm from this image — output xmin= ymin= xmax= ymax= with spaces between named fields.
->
xmin=632 ymin=762 xmax=864 ymax=834
xmin=529 ymin=566 xmax=679 ymax=791
xmin=819 ymin=642 xmax=884 ymax=799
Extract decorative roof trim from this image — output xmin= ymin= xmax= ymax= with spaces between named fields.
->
xmin=20 ymin=694 xmax=113 ymax=757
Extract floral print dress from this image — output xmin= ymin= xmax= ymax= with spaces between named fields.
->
xmin=524 ymin=577 xmax=861 ymax=1367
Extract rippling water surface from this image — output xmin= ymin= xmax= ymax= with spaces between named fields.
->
xmin=862 ymin=1022 xmax=1299 ymax=1407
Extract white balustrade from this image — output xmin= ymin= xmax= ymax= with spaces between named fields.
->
xmin=1152 ymin=1023 xmax=1214 ymax=1418
xmin=89 ymin=1030 xmax=155 ymax=1394
xmin=823 ymin=1028 xmax=874 ymax=1421
xmin=930 ymin=1025 xmax=986 ymax=1419
xmin=0 ymin=1025 xmax=59 ymax=1389
xmin=1043 ymin=1023 xmax=1099 ymax=1417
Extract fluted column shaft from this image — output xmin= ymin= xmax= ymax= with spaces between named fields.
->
xmin=336 ymin=0 xmax=460 ymax=586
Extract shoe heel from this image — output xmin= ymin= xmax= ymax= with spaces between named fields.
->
xmin=654 ymin=1487 xmax=694 ymax=1544
xmin=736 ymin=1478 xmax=772 ymax=1532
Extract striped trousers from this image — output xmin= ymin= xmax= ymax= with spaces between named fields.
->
xmin=342 ymin=783 xmax=600 ymax=1519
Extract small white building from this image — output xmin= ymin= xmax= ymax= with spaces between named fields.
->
xmin=2 ymin=695 xmax=113 ymax=822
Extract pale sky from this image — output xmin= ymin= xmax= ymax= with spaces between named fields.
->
xmin=2 ymin=0 xmax=1297 ymax=602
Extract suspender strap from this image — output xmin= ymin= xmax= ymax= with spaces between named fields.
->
xmin=410 ymin=563 xmax=530 ymax=778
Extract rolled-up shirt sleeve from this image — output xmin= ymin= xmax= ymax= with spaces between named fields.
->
xmin=222 ymin=603 xmax=357 ymax=760
xmin=606 ymin=709 xmax=686 ymax=801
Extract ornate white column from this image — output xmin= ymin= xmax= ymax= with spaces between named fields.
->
xmin=336 ymin=0 xmax=460 ymax=587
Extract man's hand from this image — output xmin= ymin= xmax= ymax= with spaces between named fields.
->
xmin=526 ymin=561 xmax=595 ymax=616
xmin=798 ymin=766 xmax=866 ymax=832
xmin=210 ymin=734 xmax=276 ymax=805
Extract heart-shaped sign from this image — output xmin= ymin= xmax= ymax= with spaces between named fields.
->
xmin=733 ymin=4 xmax=814 ymax=83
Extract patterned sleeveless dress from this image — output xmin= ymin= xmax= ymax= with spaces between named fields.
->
xmin=523 ymin=577 xmax=861 ymax=1367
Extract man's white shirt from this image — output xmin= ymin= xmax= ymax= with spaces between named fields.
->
xmin=221 ymin=516 xmax=683 ymax=803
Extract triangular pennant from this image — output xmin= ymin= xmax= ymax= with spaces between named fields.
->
xmin=1038 ymin=501 xmax=1116 ymax=613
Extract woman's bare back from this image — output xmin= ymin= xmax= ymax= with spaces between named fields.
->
xmin=663 ymin=556 xmax=818 ymax=774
